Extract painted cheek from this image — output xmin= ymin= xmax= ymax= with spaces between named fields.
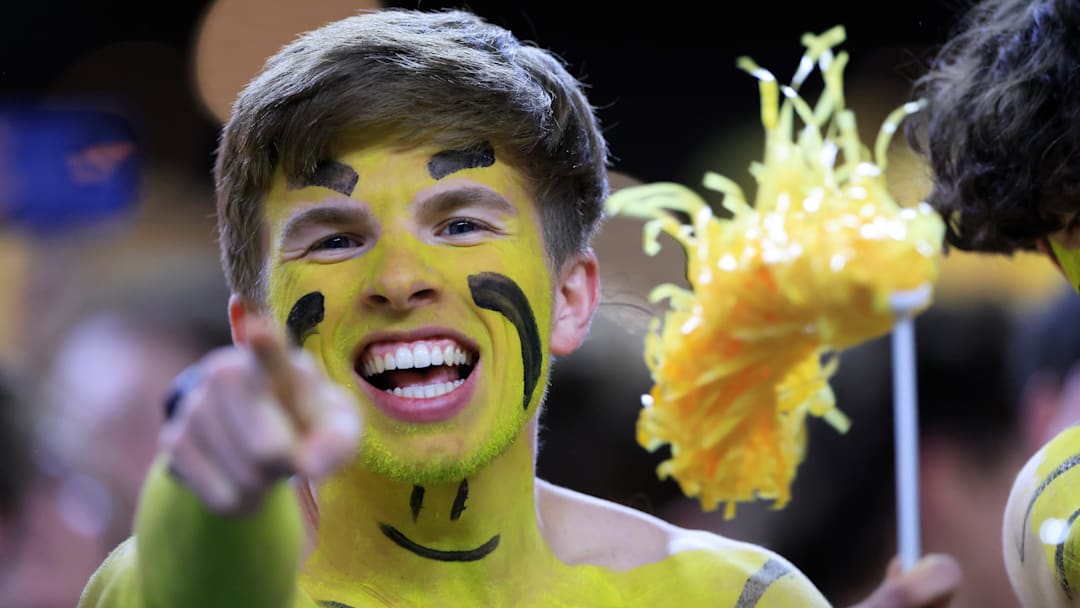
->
xmin=469 ymin=272 xmax=547 ymax=412
xmin=491 ymin=234 xmax=553 ymax=320
xmin=428 ymin=234 xmax=553 ymax=331
xmin=511 ymin=265 xmax=553 ymax=412
xmin=454 ymin=236 xmax=552 ymax=412
xmin=268 ymin=263 xmax=302 ymax=323
xmin=269 ymin=262 xmax=354 ymax=374
xmin=286 ymin=292 xmax=325 ymax=347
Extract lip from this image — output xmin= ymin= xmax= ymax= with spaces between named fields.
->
xmin=353 ymin=327 xmax=480 ymax=424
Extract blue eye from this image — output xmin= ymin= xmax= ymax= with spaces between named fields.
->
xmin=313 ymin=235 xmax=358 ymax=250
xmin=446 ymin=220 xmax=479 ymax=235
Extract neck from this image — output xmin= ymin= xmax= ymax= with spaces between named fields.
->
xmin=300 ymin=418 xmax=557 ymax=603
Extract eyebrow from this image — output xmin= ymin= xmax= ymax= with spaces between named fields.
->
xmin=427 ymin=142 xmax=496 ymax=180
xmin=416 ymin=184 xmax=519 ymax=218
xmin=291 ymin=160 xmax=359 ymax=196
xmin=279 ymin=202 xmax=373 ymax=244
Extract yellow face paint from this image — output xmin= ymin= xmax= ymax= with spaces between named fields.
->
xmin=1049 ymin=237 xmax=1080 ymax=295
xmin=263 ymin=142 xmax=553 ymax=484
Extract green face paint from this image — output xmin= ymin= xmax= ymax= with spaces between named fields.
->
xmin=1049 ymin=237 xmax=1080 ymax=294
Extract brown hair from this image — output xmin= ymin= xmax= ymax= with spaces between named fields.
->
xmin=214 ymin=8 xmax=610 ymax=306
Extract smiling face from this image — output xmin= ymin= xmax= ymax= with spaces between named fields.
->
xmin=261 ymin=141 xmax=556 ymax=484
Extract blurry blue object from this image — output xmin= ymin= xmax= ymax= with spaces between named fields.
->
xmin=0 ymin=105 xmax=139 ymax=234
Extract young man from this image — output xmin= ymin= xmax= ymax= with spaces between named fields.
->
xmin=904 ymin=0 xmax=1080 ymax=604
xmin=81 ymin=8 xmax=957 ymax=607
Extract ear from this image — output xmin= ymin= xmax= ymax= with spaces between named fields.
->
xmin=550 ymin=250 xmax=599 ymax=356
xmin=228 ymin=294 xmax=257 ymax=347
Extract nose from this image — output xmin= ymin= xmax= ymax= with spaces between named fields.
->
xmin=361 ymin=242 xmax=440 ymax=312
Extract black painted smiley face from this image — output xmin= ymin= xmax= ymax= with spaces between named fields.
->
xmin=377 ymin=479 xmax=499 ymax=562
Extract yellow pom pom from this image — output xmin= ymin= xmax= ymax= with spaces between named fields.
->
xmin=605 ymin=27 xmax=944 ymax=516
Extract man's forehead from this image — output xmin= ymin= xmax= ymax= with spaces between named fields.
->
xmin=267 ymin=140 xmax=538 ymax=227
xmin=289 ymin=141 xmax=501 ymax=194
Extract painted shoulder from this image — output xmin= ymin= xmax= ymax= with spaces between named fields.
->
xmin=79 ymin=536 xmax=322 ymax=608
xmin=536 ymin=479 xmax=830 ymax=606
xmin=647 ymin=527 xmax=832 ymax=607
xmin=1003 ymin=424 xmax=1080 ymax=607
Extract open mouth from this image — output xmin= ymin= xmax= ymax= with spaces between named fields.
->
xmin=356 ymin=338 xmax=478 ymax=399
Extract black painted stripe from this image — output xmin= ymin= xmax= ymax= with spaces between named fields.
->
xmin=378 ymin=522 xmax=499 ymax=562
xmin=302 ymin=160 xmax=359 ymax=196
xmin=1020 ymin=453 xmax=1080 ymax=562
xmin=734 ymin=558 xmax=789 ymax=608
xmin=286 ymin=291 xmax=325 ymax=347
xmin=467 ymin=273 xmax=541 ymax=411
xmin=427 ymin=142 xmax=495 ymax=180
xmin=410 ymin=485 xmax=425 ymax=522
xmin=450 ymin=479 xmax=469 ymax=521
xmin=1054 ymin=507 xmax=1080 ymax=600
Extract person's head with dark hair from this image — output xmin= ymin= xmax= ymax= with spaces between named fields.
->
xmin=214 ymin=7 xmax=610 ymax=309
xmin=905 ymin=0 xmax=1080 ymax=291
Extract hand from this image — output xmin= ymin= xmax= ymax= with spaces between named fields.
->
xmin=159 ymin=315 xmax=361 ymax=515
xmin=848 ymin=553 xmax=961 ymax=608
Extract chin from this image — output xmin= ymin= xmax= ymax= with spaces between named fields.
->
xmin=359 ymin=423 xmax=522 ymax=485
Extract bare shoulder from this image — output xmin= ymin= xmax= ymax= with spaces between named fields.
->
xmin=536 ymin=479 xmax=830 ymax=606
xmin=645 ymin=527 xmax=831 ymax=607
xmin=1002 ymin=425 xmax=1080 ymax=607
xmin=536 ymin=478 xmax=676 ymax=569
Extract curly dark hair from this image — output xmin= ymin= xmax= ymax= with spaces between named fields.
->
xmin=905 ymin=0 xmax=1080 ymax=253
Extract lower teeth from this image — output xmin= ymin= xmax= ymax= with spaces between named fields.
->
xmin=386 ymin=378 xmax=466 ymax=399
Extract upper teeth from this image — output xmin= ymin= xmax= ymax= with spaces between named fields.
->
xmin=361 ymin=341 xmax=472 ymax=377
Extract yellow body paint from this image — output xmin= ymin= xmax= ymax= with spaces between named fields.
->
xmin=1003 ymin=424 xmax=1080 ymax=607
xmin=80 ymin=140 xmax=830 ymax=608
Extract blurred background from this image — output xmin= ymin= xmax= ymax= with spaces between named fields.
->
xmin=0 ymin=1 xmax=1073 ymax=606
